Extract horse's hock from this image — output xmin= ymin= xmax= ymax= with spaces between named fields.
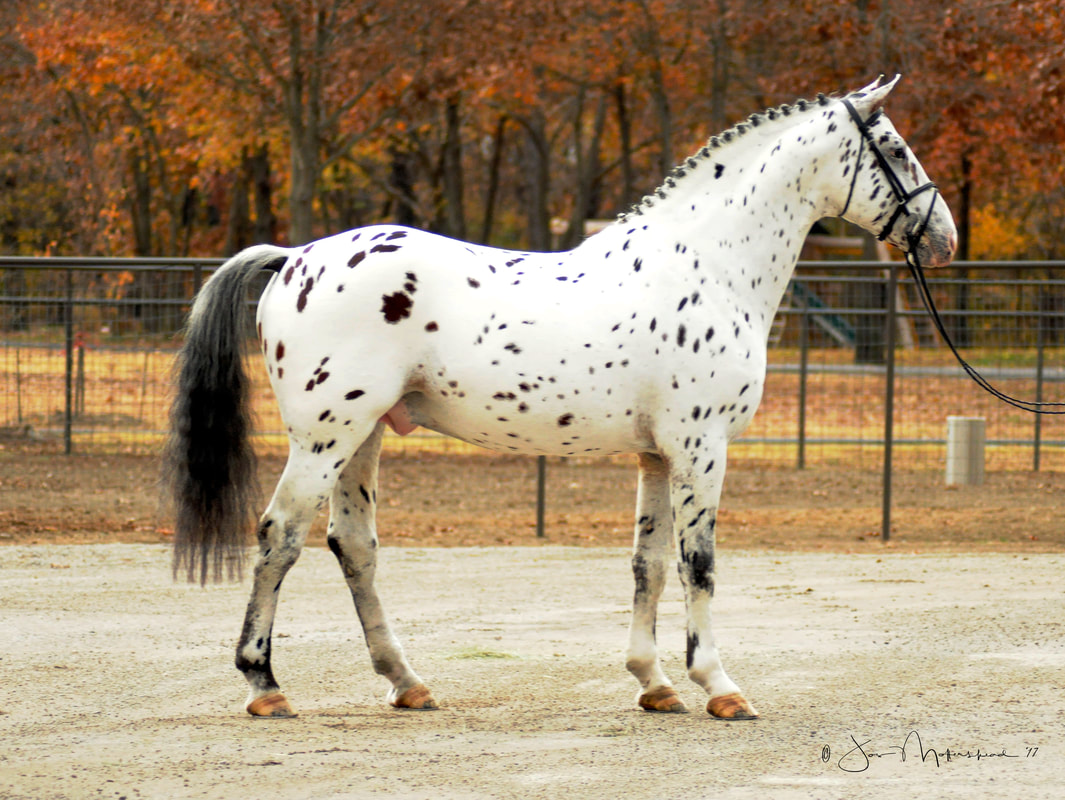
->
xmin=945 ymin=415 xmax=986 ymax=485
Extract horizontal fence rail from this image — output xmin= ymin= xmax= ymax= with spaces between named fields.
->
xmin=2 ymin=257 xmax=1065 ymax=477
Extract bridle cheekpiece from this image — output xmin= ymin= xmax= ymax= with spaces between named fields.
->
xmin=840 ymin=98 xmax=939 ymax=267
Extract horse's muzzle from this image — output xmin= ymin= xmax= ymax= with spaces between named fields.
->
xmin=915 ymin=227 xmax=957 ymax=268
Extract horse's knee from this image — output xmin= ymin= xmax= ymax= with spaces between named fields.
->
xmin=326 ymin=532 xmax=376 ymax=578
xmin=678 ymin=556 xmax=716 ymax=597
xmin=677 ymin=526 xmax=717 ymax=597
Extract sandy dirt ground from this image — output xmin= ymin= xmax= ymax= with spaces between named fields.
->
xmin=3 ymin=449 xmax=1065 ymax=552
xmin=1 ymin=544 xmax=1062 ymax=799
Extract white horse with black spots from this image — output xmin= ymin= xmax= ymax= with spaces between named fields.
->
xmin=165 ymin=76 xmax=956 ymax=719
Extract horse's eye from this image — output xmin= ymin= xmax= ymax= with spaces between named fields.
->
xmin=891 ymin=147 xmax=907 ymax=160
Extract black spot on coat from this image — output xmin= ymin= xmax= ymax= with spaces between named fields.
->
xmin=296 ymin=277 xmax=314 ymax=312
xmin=381 ymin=292 xmax=413 ymax=323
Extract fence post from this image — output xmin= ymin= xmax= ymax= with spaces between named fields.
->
xmin=881 ymin=263 xmax=898 ymax=542
xmin=1034 ymin=285 xmax=1045 ymax=471
xmin=15 ymin=347 xmax=23 ymax=423
xmin=64 ymin=267 xmax=74 ymax=455
xmin=797 ymin=287 xmax=809 ymax=469
xmin=75 ymin=340 xmax=86 ymax=417
xmin=536 ymin=455 xmax=546 ymax=538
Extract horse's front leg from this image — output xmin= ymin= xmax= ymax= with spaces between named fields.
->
xmin=626 ymin=453 xmax=688 ymax=712
xmin=669 ymin=446 xmax=758 ymax=720
xmin=326 ymin=424 xmax=435 ymax=709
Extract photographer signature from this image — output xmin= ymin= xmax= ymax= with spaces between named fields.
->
xmin=821 ymin=731 xmax=1039 ymax=772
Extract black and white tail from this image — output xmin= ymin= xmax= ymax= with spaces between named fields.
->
xmin=163 ymin=245 xmax=290 ymax=584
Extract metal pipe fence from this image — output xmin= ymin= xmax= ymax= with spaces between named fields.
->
xmin=2 ymin=257 xmax=1064 ymax=478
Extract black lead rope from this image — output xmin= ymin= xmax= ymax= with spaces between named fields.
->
xmin=904 ymin=254 xmax=1065 ymax=415
xmin=841 ymin=97 xmax=1065 ymax=415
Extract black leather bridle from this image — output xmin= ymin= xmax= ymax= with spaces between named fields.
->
xmin=840 ymin=97 xmax=1065 ymax=415
xmin=840 ymin=98 xmax=940 ymax=261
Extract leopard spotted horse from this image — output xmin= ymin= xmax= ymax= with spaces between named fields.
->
xmin=165 ymin=76 xmax=956 ymax=719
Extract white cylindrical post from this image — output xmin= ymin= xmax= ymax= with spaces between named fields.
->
xmin=945 ymin=416 xmax=986 ymax=486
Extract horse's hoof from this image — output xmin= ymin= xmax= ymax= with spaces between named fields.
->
xmin=247 ymin=692 xmax=298 ymax=718
xmin=390 ymin=683 xmax=438 ymax=710
xmin=706 ymin=692 xmax=758 ymax=720
xmin=638 ymin=686 xmax=689 ymax=713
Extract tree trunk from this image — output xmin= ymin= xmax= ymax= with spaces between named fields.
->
xmin=177 ymin=186 xmax=196 ymax=256
xmin=613 ymin=82 xmax=636 ymax=210
xmin=648 ymin=62 xmax=673 ymax=177
xmin=284 ymin=8 xmax=321 ymax=245
xmin=129 ymin=147 xmax=153 ymax=257
xmin=709 ymin=0 xmax=731 ymax=133
xmin=633 ymin=0 xmax=673 ymax=176
xmin=441 ymin=95 xmax=466 ymax=239
xmin=224 ymin=149 xmax=252 ymax=255
xmin=289 ymin=133 xmax=318 ymax=245
xmin=851 ymin=232 xmax=887 ymax=364
xmin=480 ymin=115 xmax=507 ymax=244
xmin=389 ymin=146 xmax=418 ymax=228
xmin=955 ymin=150 xmax=972 ymax=347
xmin=250 ymin=143 xmax=277 ymax=244
xmin=519 ymin=110 xmax=551 ymax=251
xmin=563 ymin=89 xmax=608 ymax=250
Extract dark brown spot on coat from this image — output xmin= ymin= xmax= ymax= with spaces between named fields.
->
xmin=345 ymin=389 xmax=365 ymax=400
xmin=348 ymin=251 xmax=366 ymax=268
xmin=297 ymin=277 xmax=314 ymax=312
xmin=381 ymin=292 xmax=413 ymax=323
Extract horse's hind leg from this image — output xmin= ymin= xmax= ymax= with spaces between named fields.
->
xmin=626 ymin=453 xmax=688 ymax=713
xmin=236 ymin=443 xmax=346 ymax=718
xmin=326 ymin=423 xmax=435 ymax=709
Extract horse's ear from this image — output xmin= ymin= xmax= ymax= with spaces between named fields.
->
xmin=851 ymin=74 xmax=901 ymax=114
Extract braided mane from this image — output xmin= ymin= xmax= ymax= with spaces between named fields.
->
xmin=617 ymin=93 xmax=836 ymax=224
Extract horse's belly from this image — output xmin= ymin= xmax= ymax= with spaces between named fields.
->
xmin=402 ymin=391 xmax=652 ymax=457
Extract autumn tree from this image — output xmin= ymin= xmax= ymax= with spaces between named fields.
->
xmin=138 ymin=0 xmax=422 ymax=245
xmin=5 ymin=0 xmax=1065 ymax=265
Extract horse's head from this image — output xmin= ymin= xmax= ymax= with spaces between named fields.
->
xmin=839 ymin=76 xmax=957 ymax=268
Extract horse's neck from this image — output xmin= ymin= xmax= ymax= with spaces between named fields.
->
xmin=620 ymin=111 xmax=843 ymax=326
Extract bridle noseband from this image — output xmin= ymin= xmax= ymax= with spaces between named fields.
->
xmin=840 ymin=98 xmax=939 ymax=265
xmin=837 ymin=97 xmax=1065 ymax=415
